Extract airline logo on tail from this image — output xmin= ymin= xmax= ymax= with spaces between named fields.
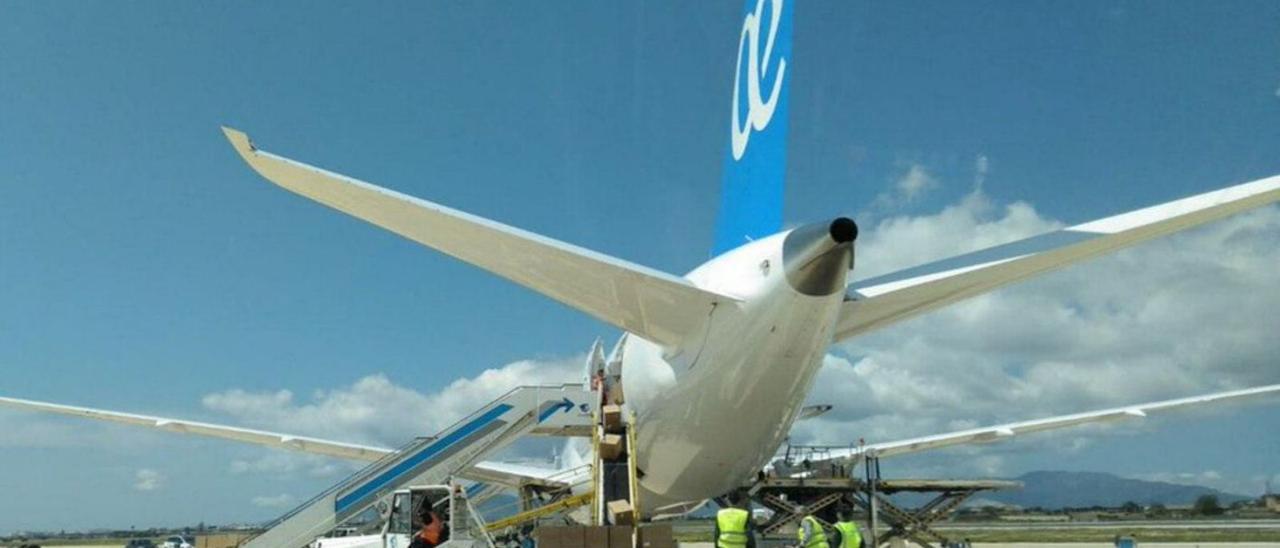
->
xmin=713 ymin=0 xmax=793 ymax=256
xmin=731 ymin=0 xmax=788 ymax=160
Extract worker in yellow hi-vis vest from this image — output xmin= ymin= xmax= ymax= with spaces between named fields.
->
xmin=831 ymin=505 xmax=864 ymax=548
xmin=797 ymin=513 xmax=830 ymax=548
xmin=714 ymin=490 xmax=756 ymax=548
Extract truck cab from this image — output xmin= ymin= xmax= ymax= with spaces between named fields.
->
xmin=383 ymin=485 xmax=451 ymax=548
xmin=313 ymin=484 xmax=490 ymax=548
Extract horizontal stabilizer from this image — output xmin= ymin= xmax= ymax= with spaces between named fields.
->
xmin=222 ymin=128 xmax=737 ymax=348
xmin=837 ymin=175 xmax=1280 ymax=341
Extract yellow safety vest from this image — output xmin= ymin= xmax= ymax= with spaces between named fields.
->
xmin=797 ymin=515 xmax=830 ymax=548
xmin=833 ymin=521 xmax=862 ymax=548
xmin=716 ymin=508 xmax=750 ymax=548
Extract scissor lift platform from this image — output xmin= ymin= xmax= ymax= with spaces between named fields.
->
xmin=751 ymin=469 xmax=1019 ymax=547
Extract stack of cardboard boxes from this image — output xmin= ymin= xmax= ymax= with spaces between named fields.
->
xmin=637 ymin=524 xmax=676 ymax=548
xmin=600 ymin=403 xmax=636 ymax=526
xmin=533 ymin=524 xmax=674 ymax=548
xmin=534 ymin=386 xmax=675 ymax=547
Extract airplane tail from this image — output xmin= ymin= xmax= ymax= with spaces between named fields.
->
xmin=712 ymin=0 xmax=794 ymax=255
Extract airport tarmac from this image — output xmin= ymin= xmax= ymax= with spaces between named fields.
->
xmin=686 ymin=540 xmax=1280 ymax=545
xmin=33 ymin=545 xmax=1280 ymax=548
xmin=935 ymin=520 xmax=1280 ymax=531
xmin=23 ymin=541 xmax=1280 ymax=548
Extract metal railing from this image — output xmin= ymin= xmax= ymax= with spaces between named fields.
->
xmin=242 ymin=383 xmax=590 ymax=546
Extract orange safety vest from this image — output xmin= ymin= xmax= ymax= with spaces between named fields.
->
xmin=418 ymin=511 xmax=443 ymax=544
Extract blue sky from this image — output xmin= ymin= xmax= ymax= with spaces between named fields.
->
xmin=2 ymin=1 xmax=1279 ymax=533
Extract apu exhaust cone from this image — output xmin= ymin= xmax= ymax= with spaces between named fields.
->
xmin=782 ymin=217 xmax=857 ymax=296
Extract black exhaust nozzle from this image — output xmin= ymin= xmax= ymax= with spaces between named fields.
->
xmin=782 ymin=217 xmax=857 ymax=296
xmin=829 ymin=217 xmax=858 ymax=243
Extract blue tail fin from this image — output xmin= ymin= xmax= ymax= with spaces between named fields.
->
xmin=712 ymin=0 xmax=794 ymax=256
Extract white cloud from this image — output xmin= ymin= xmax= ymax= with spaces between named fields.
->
xmin=797 ymin=189 xmax=1280 ymax=478
xmin=872 ymin=164 xmax=940 ymax=210
xmin=856 ymin=187 xmax=1060 ymax=279
xmin=229 ymin=453 xmax=352 ymax=478
xmin=896 ymin=165 xmax=937 ymax=201
xmin=203 ymin=358 xmax=582 ymax=448
xmin=134 ymin=469 xmax=165 ymax=492
xmin=252 ymin=494 xmax=297 ymax=508
xmin=974 ymin=154 xmax=989 ymax=189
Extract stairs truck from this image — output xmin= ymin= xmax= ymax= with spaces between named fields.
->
xmin=310 ymin=484 xmax=494 ymax=548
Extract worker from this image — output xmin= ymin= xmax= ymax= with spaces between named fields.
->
xmin=591 ymin=367 xmax=605 ymax=391
xmin=797 ymin=512 xmax=830 ymax=548
xmin=592 ymin=367 xmax=609 ymax=404
xmin=713 ymin=490 xmax=756 ymax=548
xmin=409 ymin=497 xmax=449 ymax=548
xmin=830 ymin=506 xmax=863 ymax=548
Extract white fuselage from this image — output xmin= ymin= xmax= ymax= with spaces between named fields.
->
xmin=620 ymin=229 xmax=849 ymax=510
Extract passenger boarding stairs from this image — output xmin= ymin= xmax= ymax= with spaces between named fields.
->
xmin=243 ymin=384 xmax=594 ymax=548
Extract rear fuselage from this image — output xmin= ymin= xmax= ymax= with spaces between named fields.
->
xmin=621 ymin=221 xmax=853 ymax=510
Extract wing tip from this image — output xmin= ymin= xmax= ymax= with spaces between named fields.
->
xmin=220 ymin=126 xmax=256 ymax=157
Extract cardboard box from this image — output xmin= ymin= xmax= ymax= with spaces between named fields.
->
xmin=606 ymin=383 xmax=625 ymax=405
xmin=584 ymin=525 xmax=609 ymax=547
xmin=535 ymin=526 xmax=563 ymax=547
xmin=599 ymin=433 xmax=625 ymax=461
xmin=565 ymin=525 xmax=587 ymax=548
xmin=602 ymin=404 xmax=624 ymax=433
xmin=638 ymin=523 xmax=675 ymax=548
xmin=608 ymin=525 xmax=633 ymax=548
xmin=537 ymin=526 xmax=586 ymax=548
xmin=608 ymin=498 xmax=636 ymax=525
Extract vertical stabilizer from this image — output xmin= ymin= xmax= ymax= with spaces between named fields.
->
xmin=712 ymin=0 xmax=794 ymax=255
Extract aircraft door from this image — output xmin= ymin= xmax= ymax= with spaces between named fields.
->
xmin=384 ymin=491 xmax=414 ymax=548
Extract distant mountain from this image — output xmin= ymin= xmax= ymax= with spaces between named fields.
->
xmin=982 ymin=470 xmax=1251 ymax=509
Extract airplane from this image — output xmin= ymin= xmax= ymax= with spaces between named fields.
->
xmin=3 ymin=0 xmax=1279 ymax=526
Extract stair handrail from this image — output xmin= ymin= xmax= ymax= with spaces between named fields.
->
xmin=244 ymin=382 xmax=587 ymax=544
